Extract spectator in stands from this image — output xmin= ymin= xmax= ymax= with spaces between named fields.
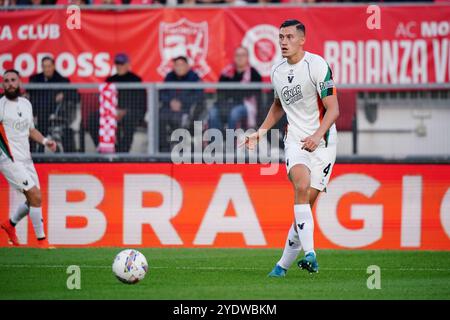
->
xmin=103 ymin=53 xmax=146 ymax=153
xmin=246 ymin=0 xmax=281 ymax=3
xmin=69 ymin=0 xmax=90 ymax=5
xmin=29 ymin=56 xmax=78 ymax=152
xmin=15 ymin=0 xmax=58 ymax=4
xmin=208 ymin=46 xmax=262 ymax=132
xmin=0 ymin=0 xmax=17 ymax=5
xmin=159 ymin=56 xmax=203 ymax=152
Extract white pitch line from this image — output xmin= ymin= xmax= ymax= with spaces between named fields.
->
xmin=0 ymin=264 xmax=449 ymax=272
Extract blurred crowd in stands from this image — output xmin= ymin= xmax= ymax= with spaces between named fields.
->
xmin=0 ymin=0 xmax=439 ymax=7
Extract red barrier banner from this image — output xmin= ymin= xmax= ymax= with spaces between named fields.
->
xmin=0 ymin=5 xmax=449 ymax=84
xmin=0 ymin=163 xmax=449 ymax=250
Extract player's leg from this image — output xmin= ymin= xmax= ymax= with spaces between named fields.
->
xmin=268 ymin=164 xmax=312 ymax=277
xmin=268 ymin=222 xmax=301 ymax=277
xmin=0 ymin=160 xmax=33 ymax=245
xmin=289 ymin=164 xmax=319 ymax=273
xmin=296 ymin=186 xmax=321 ymax=273
xmin=23 ymin=163 xmax=52 ymax=248
xmin=23 ymin=186 xmax=44 ymax=237
xmin=10 ymin=200 xmax=30 ymax=227
xmin=297 ymin=145 xmax=336 ymax=273
xmin=268 ymin=141 xmax=314 ymax=276
xmin=269 ymin=187 xmax=321 ymax=277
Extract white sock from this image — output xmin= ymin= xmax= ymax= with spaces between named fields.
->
xmin=277 ymin=223 xmax=302 ymax=270
xmin=10 ymin=202 xmax=29 ymax=225
xmin=294 ymin=204 xmax=315 ymax=256
xmin=29 ymin=206 xmax=45 ymax=239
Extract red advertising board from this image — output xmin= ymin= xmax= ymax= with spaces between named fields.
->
xmin=0 ymin=5 xmax=449 ymax=84
xmin=0 ymin=163 xmax=449 ymax=250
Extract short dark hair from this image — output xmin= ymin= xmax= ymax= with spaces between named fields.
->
xmin=3 ymin=69 xmax=20 ymax=77
xmin=173 ymin=56 xmax=188 ymax=64
xmin=41 ymin=56 xmax=55 ymax=65
xmin=280 ymin=19 xmax=306 ymax=35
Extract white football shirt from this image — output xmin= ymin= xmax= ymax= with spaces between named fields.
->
xmin=271 ymin=51 xmax=337 ymax=147
xmin=0 ymin=96 xmax=35 ymax=162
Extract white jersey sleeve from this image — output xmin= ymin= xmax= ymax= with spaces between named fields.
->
xmin=0 ymin=98 xmax=4 ymax=123
xmin=311 ymin=55 xmax=336 ymax=99
xmin=27 ymin=99 xmax=35 ymax=129
xmin=270 ymin=62 xmax=280 ymax=100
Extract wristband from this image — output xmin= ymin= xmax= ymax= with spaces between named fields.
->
xmin=42 ymin=138 xmax=48 ymax=146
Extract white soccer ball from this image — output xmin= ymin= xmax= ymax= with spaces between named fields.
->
xmin=112 ymin=249 xmax=148 ymax=284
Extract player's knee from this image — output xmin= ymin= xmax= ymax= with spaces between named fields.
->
xmin=292 ymin=179 xmax=309 ymax=195
xmin=27 ymin=189 xmax=42 ymax=207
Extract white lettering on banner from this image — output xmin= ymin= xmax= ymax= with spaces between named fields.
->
xmin=399 ymin=40 xmax=412 ymax=83
xmin=433 ymin=39 xmax=449 ymax=83
xmin=0 ymin=25 xmax=13 ymax=40
xmin=421 ymin=21 xmax=450 ymax=38
xmin=17 ymin=24 xmax=60 ymax=40
xmin=441 ymin=187 xmax=450 ymax=238
xmin=77 ymin=52 xmax=94 ymax=77
xmin=401 ymin=176 xmax=422 ymax=248
xmin=48 ymin=175 xmax=107 ymax=245
xmin=93 ymin=53 xmax=111 ymax=77
xmin=341 ymin=41 xmax=356 ymax=84
xmin=9 ymin=169 xmax=448 ymax=247
xmin=316 ymin=174 xmax=383 ymax=248
xmin=194 ymin=174 xmax=266 ymax=246
xmin=412 ymin=40 xmax=428 ymax=83
xmin=395 ymin=22 xmax=417 ymax=38
xmin=123 ymin=174 xmax=183 ymax=245
xmin=14 ymin=53 xmax=34 ymax=77
xmin=382 ymin=41 xmax=398 ymax=83
xmin=324 ymin=39 xmax=447 ymax=84
xmin=0 ymin=52 xmax=111 ymax=78
xmin=366 ymin=40 xmax=381 ymax=83
xmin=56 ymin=52 xmax=77 ymax=78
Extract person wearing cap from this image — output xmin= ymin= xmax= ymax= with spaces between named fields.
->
xmin=104 ymin=53 xmax=146 ymax=153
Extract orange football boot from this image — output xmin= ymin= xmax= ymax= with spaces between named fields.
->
xmin=1 ymin=220 xmax=20 ymax=246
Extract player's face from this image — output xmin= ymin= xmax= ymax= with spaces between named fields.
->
xmin=2 ymin=72 xmax=21 ymax=100
xmin=279 ymin=26 xmax=305 ymax=58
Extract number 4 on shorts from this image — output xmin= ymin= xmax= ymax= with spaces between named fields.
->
xmin=323 ymin=163 xmax=331 ymax=177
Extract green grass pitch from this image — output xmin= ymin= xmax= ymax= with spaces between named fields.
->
xmin=0 ymin=248 xmax=449 ymax=300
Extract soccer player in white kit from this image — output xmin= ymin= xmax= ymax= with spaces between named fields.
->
xmin=242 ymin=20 xmax=340 ymax=275
xmin=0 ymin=69 xmax=57 ymax=248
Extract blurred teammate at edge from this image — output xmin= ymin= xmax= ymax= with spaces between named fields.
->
xmin=0 ymin=69 xmax=57 ymax=248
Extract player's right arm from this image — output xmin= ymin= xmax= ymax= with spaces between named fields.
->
xmin=240 ymin=98 xmax=285 ymax=150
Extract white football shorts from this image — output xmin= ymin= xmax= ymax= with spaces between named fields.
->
xmin=284 ymin=136 xmax=336 ymax=192
xmin=0 ymin=158 xmax=39 ymax=192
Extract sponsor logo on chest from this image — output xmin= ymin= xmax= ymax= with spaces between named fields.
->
xmin=281 ymin=85 xmax=303 ymax=105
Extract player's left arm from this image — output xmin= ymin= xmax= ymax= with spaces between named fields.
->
xmin=301 ymin=59 xmax=340 ymax=152
xmin=27 ymin=101 xmax=57 ymax=152
xmin=29 ymin=128 xmax=57 ymax=152
xmin=302 ymin=95 xmax=340 ymax=151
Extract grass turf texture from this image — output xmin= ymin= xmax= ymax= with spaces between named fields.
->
xmin=0 ymin=248 xmax=449 ymax=300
